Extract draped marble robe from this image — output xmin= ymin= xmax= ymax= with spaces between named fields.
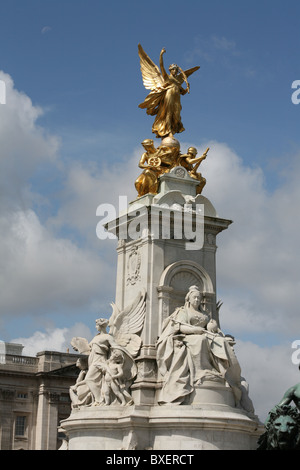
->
xmin=156 ymin=305 xmax=242 ymax=405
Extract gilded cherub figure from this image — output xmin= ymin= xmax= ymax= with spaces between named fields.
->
xmin=138 ymin=44 xmax=200 ymax=138
xmin=135 ymin=138 xmax=182 ymax=197
xmin=135 ymin=139 xmax=163 ymax=197
xmin=179 ymin=147 xmax=209 ymax=194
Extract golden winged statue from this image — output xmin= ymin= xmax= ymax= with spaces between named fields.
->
xmin=138 ymin=44 xmax=200 ymax=138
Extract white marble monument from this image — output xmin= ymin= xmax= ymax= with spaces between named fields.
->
xmin=60 ymin=162 xmax=263 ymax=450
xmin=60 ymin=43 xmax=263 ymax=450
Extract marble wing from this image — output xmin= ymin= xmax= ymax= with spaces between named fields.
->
xmin=70 ymin=337 xmax=90 ymax=355
xmin=108 ymin=289 xmax=146 ymax=357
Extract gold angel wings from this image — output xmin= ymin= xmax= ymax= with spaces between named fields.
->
xmin=138 ymin=44 xmax=200 ymax=138
xmin=138 ymin=44 xmax=164 ymax=91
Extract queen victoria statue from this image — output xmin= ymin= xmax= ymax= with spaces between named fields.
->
xmin=156 ymin=286 xmax=253 ymax=411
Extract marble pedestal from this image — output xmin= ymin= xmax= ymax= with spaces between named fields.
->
xmin=61 ymin=396 xmax=262 ymax=450
xmin=61 ymin=167 xmax=264 ymax=450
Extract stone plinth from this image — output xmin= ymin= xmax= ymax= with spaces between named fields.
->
xmin=61 ymin=402 xmax=263 ymax=450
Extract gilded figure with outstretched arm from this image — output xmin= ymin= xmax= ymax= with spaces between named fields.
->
xmin=180 ymin=147 xmax=209 ymax=194
xmin=138 ymin=44 xmax=200 ymax=138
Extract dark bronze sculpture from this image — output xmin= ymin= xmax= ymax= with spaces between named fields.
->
xmin=258 ymin=376 xmax=300 ymax=450
xmin=257 ymin=404 xmax=300 ymax=450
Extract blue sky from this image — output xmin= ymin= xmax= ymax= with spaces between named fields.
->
xmin=1 ymin=0 xmax=300 ymax=420
xmin=3 ymin=0 xmax=300 ymax=161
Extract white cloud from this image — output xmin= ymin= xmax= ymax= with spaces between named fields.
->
xmin=47 ymin=154 xmax=139 ymax=245
xmin=41 ymin=26 xmax=52 ymax=34
xmin=0 ymin=209 xmax=105 ymax=316
xmin=199 ymin=141 xmax=300 ymax=338
xmin=0 ymin=70 xmax=59 ymax=212
xmin=185 ymin=34 xmax=239 ymax=64
xmin=0 ymin=72 xmax=110 ymax=319
xmin=11 ymin=322 xmax=92 ymax=357
xmin=211 ymin=35 xmax=237 ymax=52
xmin=235 ymin=340 xmax=300 ymax=422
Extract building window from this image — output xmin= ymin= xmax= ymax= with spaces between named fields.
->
xmin=17 ymin=392 xmax=28 ymax=399
xmin=59 ymin=394 xmax=70 ymax=402
xmin=15 ymin=416 xmax=27 ymax=437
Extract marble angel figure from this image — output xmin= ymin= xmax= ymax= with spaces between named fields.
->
xmin=138 ymin=44 xmax=200 ymax=138
xmin=70 ymin=290 xmax=146 ymax=407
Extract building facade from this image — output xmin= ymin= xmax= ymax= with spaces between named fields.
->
xmin=0 ymin=343 xmax=79 ymax=450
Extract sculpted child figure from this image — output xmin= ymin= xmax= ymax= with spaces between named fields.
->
xmin=135 ymin=139 xmax=162 ymax=197
xmin=179 ymin=146 xmax=208 ymax=194
xmin=100 ymin=350 xmax=134 ymax=406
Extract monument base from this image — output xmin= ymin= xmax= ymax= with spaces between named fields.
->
xmin=60 ymin=402 xmax=263 ymax=450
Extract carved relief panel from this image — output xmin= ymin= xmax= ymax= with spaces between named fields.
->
xmin=126 ymin=246 xmax=141 ymax=286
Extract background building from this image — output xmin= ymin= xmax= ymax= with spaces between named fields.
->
xmin=0 ymin=343 xmax=79 ymax=450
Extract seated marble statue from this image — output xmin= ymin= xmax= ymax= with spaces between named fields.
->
xmin=156 ymin=285 xmax=244 ymax=405
xmin=69 ymin=356 xmax=91 ymax=408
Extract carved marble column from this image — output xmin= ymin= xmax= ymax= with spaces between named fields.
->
xmin=106 ymin=169 xmax=232 ymax=405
